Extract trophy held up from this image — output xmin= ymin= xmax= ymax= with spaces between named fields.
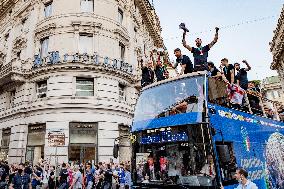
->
xmin=179 ymin=23 xmax=189 ymax=32
xmin=179 ymin=23 xmax=189 ymax=43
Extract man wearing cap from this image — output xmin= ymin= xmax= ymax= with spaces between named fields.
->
xmin=182 ymin=27 xmax=219 ymax=71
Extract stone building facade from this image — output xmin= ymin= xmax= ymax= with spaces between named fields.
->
xmin=270 ymin=5 xmax=284 ymax=91
xmin=0 ymin=0 xmax=163 ymax=164
xmin=261 ymin=76 xmax=284 ymax=104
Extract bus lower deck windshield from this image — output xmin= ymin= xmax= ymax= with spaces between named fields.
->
xmin=133 ymin=124 xmax=215 ymax=187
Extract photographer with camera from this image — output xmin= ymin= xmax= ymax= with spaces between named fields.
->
xmin=181 ymin=24 xmax=219 ymax=71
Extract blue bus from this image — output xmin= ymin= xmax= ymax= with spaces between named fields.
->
xmin=131 ymin=72 xmax=284 ymax=189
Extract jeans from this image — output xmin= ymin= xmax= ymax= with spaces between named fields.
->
xmin=86 ymin=181 xmax=93 ymax=189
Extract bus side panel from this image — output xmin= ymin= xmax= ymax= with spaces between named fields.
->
xmin=208 ymin=104 xmax=284 ymax=189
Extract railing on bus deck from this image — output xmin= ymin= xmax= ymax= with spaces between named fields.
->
xmin=208 ymin=77 xmax=282 ymax=121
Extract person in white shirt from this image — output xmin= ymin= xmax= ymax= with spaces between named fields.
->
xmin=234 ymin=168 xmax=258 ymax=189
xmin=69 ymin=165 xmax=82 ymax=189
xmin=200 ymin=155 xmax=216 ymax=179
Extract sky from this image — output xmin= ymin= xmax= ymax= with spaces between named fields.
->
xmin=154 ymin=0 xmax=283 ymax=81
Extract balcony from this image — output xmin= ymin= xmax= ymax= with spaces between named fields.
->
xmin=0 ymin=60 xmax=25 ymax=86
xmin=0 ymin=0 xmax=17 ymax=18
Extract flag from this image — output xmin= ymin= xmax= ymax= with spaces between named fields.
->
xmin=226 ymin=84 xmax=245 ymax=105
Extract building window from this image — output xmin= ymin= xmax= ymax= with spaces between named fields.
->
xmin=9 ymin=90 xmax=16 ymax=107
xmin=44 ymin=1 xmax=53 ymax=17
xmin=273 ymin=90 xmax=280 ymax=98
xmin=79 ymin=34 xmax=93 ymax=54
xmin=4 ymin=33 xmax=9 ymax=42
xmin=119 ymin=42 xmax=125 ymax=61
xmin=0 ymin=128 xmax=11 ymax=161
xmin=81 ymin=0 xmax=94 ymax=12
xmin=40 ymin=37 xmax=49 ymax=58
xmin=118 ymin=8 xmax=123 ymax=24
xmin=76 ymin=78 xmax=94 ymax=96
xmin=118 ymin=83 xmax=126 ymax=101
xmin=37 ymin=80 xmax=47 ymax=98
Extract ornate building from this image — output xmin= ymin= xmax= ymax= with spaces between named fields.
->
xmin=261 ymin=76 xmax=284 ymax=104
xmin=0 ymin=0 xmax=164 ymax=164
xmin=270 ymin=5 xmax=284 ymax=91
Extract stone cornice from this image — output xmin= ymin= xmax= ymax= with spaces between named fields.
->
xmin=134 ymin=0 xmax=164 ymax=48
xmin=0 ymin=101 xmax=134 ymax=123
xmin=34 ymin=22 xmax=56 ymax=40
xmin=0 ymin=0 xmax=17 ymax=19
xmin=113 ymin=28 xmax=130 ymax=45
xmin=71 ymin=21 xmax=102 ymax=34
xmin=27 ymin=62 xmax=139 ymax=84
xmin=36 ymin=13 xmax=121 ymax=29
xmin=270 ymin=5 xmax=284 ymax=52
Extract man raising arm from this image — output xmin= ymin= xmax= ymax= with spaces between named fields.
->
xmin=182 ymin=27 xmax=219 ymax=71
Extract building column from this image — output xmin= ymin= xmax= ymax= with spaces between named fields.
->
xmin=8 ymin=124 xmax=28 ymax=164
xmin=97 ymin=122 xmax=119 ymax=163
xmin=44 ymin=121 xmax=69 ymax=165
xmin=119 ymin=125 xmax=131 ymax=163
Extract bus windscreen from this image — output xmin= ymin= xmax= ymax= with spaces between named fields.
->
xmin=132 ymin=75 xmax=206 ymax=132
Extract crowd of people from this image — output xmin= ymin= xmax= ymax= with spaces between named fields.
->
xmin=0 ymin=160 xmax=132 ymax=189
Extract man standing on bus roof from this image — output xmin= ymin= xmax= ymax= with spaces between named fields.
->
xmin=234 ymin=60 xmax=251 ymax=90
xmin=221 ymin=58 xmax=235 ymax=84
xmin=182 ymin=27 xmax=219 ymax=71
xmin=234 ymin=168 xmax=258 ymax=189
xmin=140 ymin=59 xmax=154 ymax=87
xmin=172 ymin=48 xmax=193 ymax=75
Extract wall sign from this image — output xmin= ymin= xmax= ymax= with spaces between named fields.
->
xmin=48 ymin=131 xmax=65 ymax=147
xmin=34 ymin=51 xmax=133 ymax=74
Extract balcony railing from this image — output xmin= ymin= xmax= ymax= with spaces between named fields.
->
xmin=31 ymin=52 xmax=137 ymax=80
xmin=0 ymin=59 xmax=25 ymax=86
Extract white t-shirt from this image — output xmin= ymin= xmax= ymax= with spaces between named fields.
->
xmin=73 ymin=171 xmax=82 ymax=189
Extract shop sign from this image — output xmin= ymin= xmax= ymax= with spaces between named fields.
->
xmin=48 ymin=131 xmax=65 ymax=147
xmin=33 ymin=52 xmax=133 ymax=74
xmin=28 ymin=124 xmax=46 ymax=133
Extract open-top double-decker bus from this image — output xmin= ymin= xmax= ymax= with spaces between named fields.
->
xmin=130 ymin=72 xmax=284 ymax=189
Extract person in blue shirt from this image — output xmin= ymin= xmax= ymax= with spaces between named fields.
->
xmin=118 ymin=163 xmax=126 ymax=188
xmin=10 ymin=163 xmax=32 ymax=189
xmin=124 ymin=165 xmax=132 ymax=189
xmin=182 ymin=27 xmax=219 ymax=71
xmin=85 ymin=163 xmax=94 ymax=189
xmin=234 ymin=168 xmax=258 ymax=189
xmin=31 ymin=166 xmax=42 ymax=189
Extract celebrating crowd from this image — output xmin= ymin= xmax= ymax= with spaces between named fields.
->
xmin=0 ymin=160 xmax=132 ymax=189
xmin=140 ymin=26 xmax=284 ymax=120
xmin=141 ymin=26 xmax=251 ymax=90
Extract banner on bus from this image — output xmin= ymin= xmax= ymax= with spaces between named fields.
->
xmin=208 ymin=103 xmax=284 ymax=189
